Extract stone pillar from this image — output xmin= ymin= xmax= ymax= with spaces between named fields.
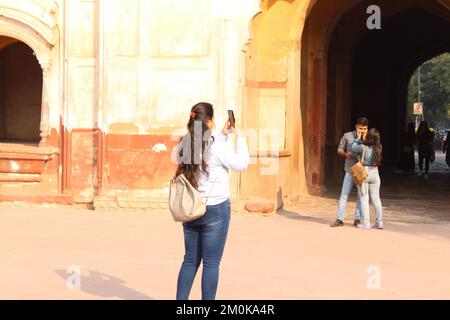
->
xmin=39 ymin=62 xmax=51 ymax=147
xmin=309 ymin=52 xmax=326 ymax=191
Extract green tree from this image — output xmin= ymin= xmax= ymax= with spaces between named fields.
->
xmin=407 ymin=53 xmax=450 ymax=128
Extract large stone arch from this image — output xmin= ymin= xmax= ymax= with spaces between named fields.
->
xmin=0 ymin=0 xmax=59 ymax=145
xmin=241 ymin=0 xmax=360 ymax=201
xmin=0 ymin=1 xmax=62 ymax=201
xmin=242 ymin=0 xmax=450 ymax=204
xmin=300 ymin=0 xmax=450 ymax=189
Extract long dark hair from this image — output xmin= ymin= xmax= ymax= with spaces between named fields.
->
xmin=175 ymin=102 xmax=214 ymax=189
xmin=364 ymin=128 xmax=382 ymax=165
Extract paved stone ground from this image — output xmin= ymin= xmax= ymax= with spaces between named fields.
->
xmin=0 ymin=152 xmax=449 ymax=300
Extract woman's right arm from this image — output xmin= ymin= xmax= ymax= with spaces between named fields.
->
xmin=214 ymin=132 xmax=250 ymax=172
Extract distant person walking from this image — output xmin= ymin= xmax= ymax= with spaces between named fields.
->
xmin=330 ymin=117 xmax=368 ymax=227
xmin=444 ymin=131 xmax=450 ymax=168
xmin=440 ymin=132 xmax=446 ymax=152
xmin=351 ymin=128 xmax=384 ymax=230
xmin=416 ymin=121 xmax=434 ymax=179
xmin=399 ymin=122 xmax=416 ymax=173
xmin=174 ymin=102 xmax=249 ymax=300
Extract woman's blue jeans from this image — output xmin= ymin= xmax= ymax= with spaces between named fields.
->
xmin=357 ymin=167 xmax=383 ymax=225
xmin=176 ymin=198 xmax=231 ymax=300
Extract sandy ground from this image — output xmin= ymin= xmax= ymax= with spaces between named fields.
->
xmin=0 ymin=204 xmax=449 ymax=300
xmin=0 ymin=151 xmax=449 ymax=300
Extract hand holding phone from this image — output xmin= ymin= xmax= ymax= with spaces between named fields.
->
xmin=228 ymin=110 xmax=235 ymax=128
xmin=222 ymin=110 xmax=236 ymax=135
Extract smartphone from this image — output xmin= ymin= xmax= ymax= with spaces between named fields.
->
xmin=228 ymin=110 xmax=235 ymax=128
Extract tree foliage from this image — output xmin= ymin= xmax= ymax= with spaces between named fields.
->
xmin=407 ymin=53 xmax=450 ymax=128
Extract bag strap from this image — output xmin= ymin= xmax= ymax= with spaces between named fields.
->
xmin=195 ymin=169 xmax=218 ymax=203
xmin=360 ymin=145 xmax=366 ymax=165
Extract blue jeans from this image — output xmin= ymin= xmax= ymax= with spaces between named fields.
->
xmin=357 ymin=167 xmax=383 ymax=225
xmin=176 ymin=198 xmax=231 ymax=300
xmin=336 ymin=171 xmax=361 ymax=221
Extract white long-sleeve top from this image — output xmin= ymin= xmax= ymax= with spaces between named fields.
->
xmin=197 ymin=131 xmax=250 ymax=205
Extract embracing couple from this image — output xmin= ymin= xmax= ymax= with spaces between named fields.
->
xmin=331 ymin=117 xmax=384 ymax=230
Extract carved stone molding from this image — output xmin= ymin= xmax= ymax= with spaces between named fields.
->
xmin=0 ymin=0 xmax=58 ymax=45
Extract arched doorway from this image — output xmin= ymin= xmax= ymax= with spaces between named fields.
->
xmin=406 ymin=53 xmax=450 ymax=131
xmin=300 ymin=0 xmax=450 ymax=189
xmin=0 ymin=2 xmax=69 ymax=203
xmin=0 ymin=38 xmax=43 ymax=144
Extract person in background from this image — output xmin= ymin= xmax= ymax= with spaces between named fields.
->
xmin=416 ymin=121 xmax=434 ymax=179
xmin=444 ymin=131 xmax=450 ymax=168
xmin=399 ymin=122 xmax=416 ymax=173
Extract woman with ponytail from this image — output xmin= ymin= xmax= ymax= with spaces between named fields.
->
xmin=174 ymin=102 xmax=249 ymax=300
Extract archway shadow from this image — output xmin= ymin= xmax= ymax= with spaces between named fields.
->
xmin=277 ymin=208 xmax=332 ymax=226
xmin=276 ymin=186 xmax=337 ymax=226
xmin=54 ymin=269 xmax=154 ymax=300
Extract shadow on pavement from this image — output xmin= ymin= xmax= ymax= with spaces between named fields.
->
xmin=277 ymin=208 xmax=331 ymax=226
xmin=54 ymin=269 xmax=154 ymax=300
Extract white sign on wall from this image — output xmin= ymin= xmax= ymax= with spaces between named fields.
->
xmin=413 ymin=102 xmax=423 ymax=115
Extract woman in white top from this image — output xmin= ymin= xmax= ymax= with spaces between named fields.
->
xmin=174 ymin=102 xmax=250 ymax=300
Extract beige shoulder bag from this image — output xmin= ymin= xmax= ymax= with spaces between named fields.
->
xmin=169 ymin=174 xmax=206 ymax=222
xmin=350 ymin=145 xmax=368 ymax=186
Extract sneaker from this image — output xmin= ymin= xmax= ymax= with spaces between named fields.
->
xmin=424 ymin=174 xmax=428 ymax=180
xmin=331 ymin=219 xmax=344 ymax=227
xmin=354 ymin=219 xmax=361 ymax=226
xmin=357 ymin=223 xmax=371 ymax=229
xmin=372 ymin=221 xmax=384 ymax=229
xmin=417 ymin=171 xmax=422 ymax=177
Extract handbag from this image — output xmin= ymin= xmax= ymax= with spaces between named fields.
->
xmin=169 ymin=173 xmax=206 ymax=222
xmin=350 ymin=145 xmax=368 ymax=186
